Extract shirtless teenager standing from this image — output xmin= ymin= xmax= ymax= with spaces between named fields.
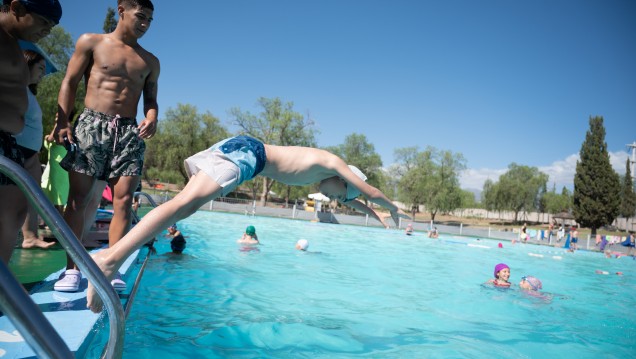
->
xmin=0 ymin=0 xmax=61 ymax=264
xmin=86 ymin=135 xmax=410 ymax=312
xmin=51 ymin=0 xmax=159 ymax=292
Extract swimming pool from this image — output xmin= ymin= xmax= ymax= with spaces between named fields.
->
xmin=87 ymin=211 xmax=636 ymax=358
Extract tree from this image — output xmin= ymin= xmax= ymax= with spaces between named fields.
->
xmin=145 ymin=103 xmax=229 ymax=184
xmin=482 ymin=163 xmax=548 ymax=222
xmin=619 ymin=158 xmax=636 ymax=220
xmin=542 ymin=184 xmax=572 ymax=215
xmin=459 ymin=189 xmax=477 ymax=209
xmin=573 ymin=116 xmax=621 ymax=235
xmin=422 ymin=149 xmax=466 ymax=220
xmin=325 ymin=133 xmax=384 ymax=203
xmin=36 ymin=26 xmax=84 ymax=162
xmin=103 ymin=7 xmax=117 ymax=33
xmin=390 ymin=147 xmax=433 ymax=217
xmin=392 ymin=146 xmax=465 ymax=220
xmin=229 ymin=97 xmax=317 ymax=205
xmin=36 ymin=26 xmax=73 ymax=71
xmin=481 ymin=179 xmax=499 ymax=212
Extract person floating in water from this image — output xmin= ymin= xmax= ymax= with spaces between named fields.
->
xmin=405 ymin=223 xmax=413 ymax=236
xmin=86 ymin=135 xmax=410 ymax=312
xmin=486 ymin=263 xmax=511 ymax=288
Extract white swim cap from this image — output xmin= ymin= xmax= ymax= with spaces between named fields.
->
xmin=296 ymin=239 xmax=309 ymax=251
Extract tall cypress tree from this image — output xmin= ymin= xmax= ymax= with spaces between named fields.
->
xmin=103 ymin=7 xmax=117 ymax=33
xmin=619 ymin=158 xmax=636 ymax=219
xmin=573 ymin=116 xmax=620 ymax=235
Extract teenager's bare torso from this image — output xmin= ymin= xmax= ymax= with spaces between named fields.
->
xmin=0 ymin=26 xmax=28 ymax=134
xmin=83 ymin=33 xmax=156 ymax=118
xmin=261 ymin=145 xmax=341 ymax=186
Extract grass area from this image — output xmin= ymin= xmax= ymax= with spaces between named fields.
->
xmin=9 ymin=246 xmax=67 ymax=290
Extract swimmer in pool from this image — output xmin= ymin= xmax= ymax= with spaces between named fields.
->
xmin=166 ymin=224 xmax=186 ymax=254
xmin=486 ymin=263 xmax=511 ymax=287
xmin=295 ymin=239 xmax=309 ymax=251
xmin=237 ymin=225 xmax=259 ymax=245
xmin=519 ymin=275 xmax=542 ymax=292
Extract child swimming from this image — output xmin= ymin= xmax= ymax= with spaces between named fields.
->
xmin=519 ymin=275 xmax=542 ymax=291
xmin=487 ymin=263 xmax=511 ymax=287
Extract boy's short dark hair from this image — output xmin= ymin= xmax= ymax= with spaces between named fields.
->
xmin=118 ymin=0 xmax=154 ymax=11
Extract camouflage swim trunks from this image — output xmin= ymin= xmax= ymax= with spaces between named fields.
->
xmin=61 ymin=108 xmax=145 ymax=180
xmin=0 ymin=131 xmax=25 ymax=186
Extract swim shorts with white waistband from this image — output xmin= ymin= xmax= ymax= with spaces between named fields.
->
xmin=60 ymin=108 xmax=145 ymax=180
xmin=184 ymin=135 xmax=266 ymax=196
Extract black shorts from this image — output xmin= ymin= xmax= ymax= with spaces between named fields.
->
xmin=0 ymin=131 xmax=25 ymax=186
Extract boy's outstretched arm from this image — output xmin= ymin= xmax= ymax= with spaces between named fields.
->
xmin=342 ymin=200 xmax=389 ymax=227
xmin=342 ymin=200 xmax=410 ymax=228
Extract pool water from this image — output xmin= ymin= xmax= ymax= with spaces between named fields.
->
xmin=89 ymin=211 xmax=636 ymax=358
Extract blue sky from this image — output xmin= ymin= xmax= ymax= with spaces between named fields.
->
xmin=57 ymin=0 xmax=636 ymax=192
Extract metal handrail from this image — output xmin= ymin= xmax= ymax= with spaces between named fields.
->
xmin=134 ymin=191 xmax=160 ymax=208
xmin=0 ymin=260 xmax=72 ymax=359
xmin=0 ymin=155 xmax=125 ymax=359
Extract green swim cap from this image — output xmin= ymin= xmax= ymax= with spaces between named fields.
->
xmin=246 ymin=225 xmax=256 ymax=236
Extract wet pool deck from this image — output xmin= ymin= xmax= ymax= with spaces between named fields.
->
xmin=0 ymin=247 xmax=140 ymax=359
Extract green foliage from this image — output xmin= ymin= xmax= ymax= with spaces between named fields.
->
xmin=619 ymin=158 xmax=636 ymax=218
xmin=460 ymin=189 xmax=478 ymax=209
xmin=391 ymin=146 xmax=465 ymax=219
xmin=390 ymin=147 xmax=432 ymax=215
xmin=482 ymin=179 xmax=498 ymax=211
xmin=229 ymin=97 xmax=317 ymax=146
xmin=103 ymin=7 xmax=117 ymax=33
xmin=35 ymin=26 xmax=84 ymax=163
xmin=229 ymin=97 xmax=317 ymax=203
xmin=37 ymin=72 xmax=85 ymax=136
xmin=325 ymin=133 xmax=384 ymax=194
xmin=573 ymin=116 xmax=620 ymax=234
xmin=144 ymin=103 xmax=229 ymax=184
xmin=542 ymin=185 xmax=572 ymax=214
xmin=481 ymin=163 xmax=548 ymax=222
xmin=36 ymin=27 xmax=73 ymax=72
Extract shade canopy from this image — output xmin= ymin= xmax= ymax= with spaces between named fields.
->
xmin=553 ymin=212 xmax=575 ymax=220
xmin=308 ymin=192 xmax=330 ymax=202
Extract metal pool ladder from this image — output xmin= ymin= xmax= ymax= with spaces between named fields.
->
xmin=0 ymin=155 xmax=125 ymax=359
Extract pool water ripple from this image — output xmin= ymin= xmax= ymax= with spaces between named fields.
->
xmin=88 ymin=211 xmax=635 ymax=358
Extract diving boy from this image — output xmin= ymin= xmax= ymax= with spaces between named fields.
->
xmin=86 ymin=135 xmax=409 ymax=312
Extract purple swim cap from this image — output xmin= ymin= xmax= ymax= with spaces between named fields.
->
xmin=494 ymin=263 xmax=509 ymax=278
xmin=19 ymin=0 xmax=62 ymax=24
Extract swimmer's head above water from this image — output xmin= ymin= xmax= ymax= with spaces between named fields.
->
xmin=519 ymin=275 xmax=542 ymax=291
xmin=295 ymin=239 xmax=309 ymax=251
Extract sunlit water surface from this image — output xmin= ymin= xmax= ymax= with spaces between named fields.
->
xmin=88 ymin=211 xmax=636 ymax=358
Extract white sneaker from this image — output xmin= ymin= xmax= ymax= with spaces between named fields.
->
xmin=54 ymin=269 xmax=81 ymax=292
xmin=111 ymin=272 xmax=127 ymax=292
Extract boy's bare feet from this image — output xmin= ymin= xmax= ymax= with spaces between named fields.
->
xmin=21 ymin=236 xmax=57 ymax=249
xmin=86 ymin=249 xmax=117 ymax=313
